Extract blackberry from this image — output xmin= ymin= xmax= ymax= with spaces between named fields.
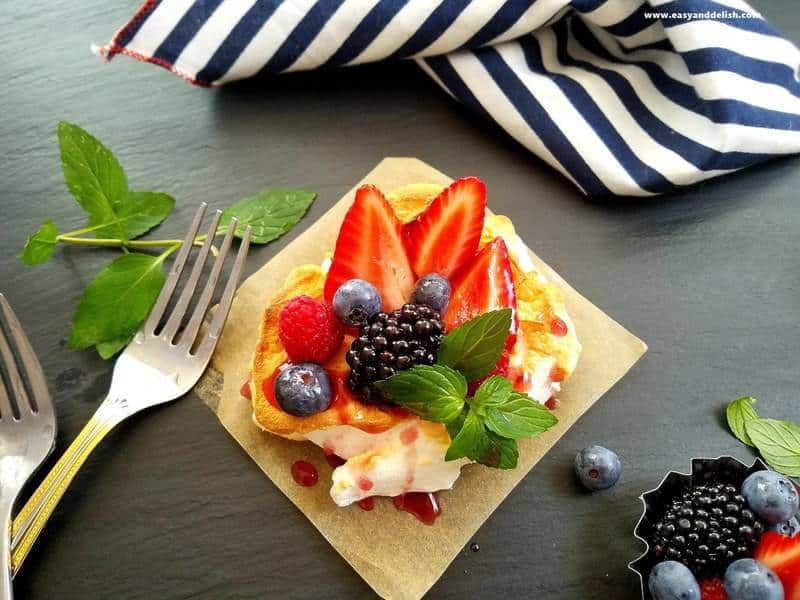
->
xmin=651 ymin=483 xmax=766 ymax=578
xmin=345 ymin=303 xmax=443 ymax=404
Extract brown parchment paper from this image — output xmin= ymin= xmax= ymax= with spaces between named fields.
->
xmin=199 ymin=158 xmax=647 ymax=600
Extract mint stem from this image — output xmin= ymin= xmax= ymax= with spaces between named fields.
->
xmin=155 ymin=242 xmax=182 ymax=264
xmin=56 ymin=234 xmax=216 ymax=254
xmin=60 ymin=222 xmax=124 ymax=238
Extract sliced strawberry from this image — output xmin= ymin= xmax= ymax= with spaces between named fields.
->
xmin=405 ymin=176 xmax=486 ymax=279
xmin=699 ymin=578 xmax=727 ymax=600
xmin=443 ymin=236 xmax=517 ymax=344
xmin=754 ymin=531 xmax=800 ymax=600
xmin=324 ymin=185 xmax=415 ymax=312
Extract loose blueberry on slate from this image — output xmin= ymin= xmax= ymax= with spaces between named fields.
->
xmin=770 ymin=515 xmax=800 ymax=537
xmin=574 ymin=445 xmax=621 ymax=491
xmin=648 ymin=561 xmax=700 ymax=600
xmin=332 ymin=279 xmax=382 ymax=326
xmin=411 ymin=273 xmax=451 ymax=314
xmin=274 ymin=363 xmax=332 ymax=417
xmin=724 ymin=558 xmax=784 ymax=600
xmin=742 ymin=470 xmax=799 ymax=525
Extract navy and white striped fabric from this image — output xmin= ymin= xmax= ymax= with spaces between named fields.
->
xmin=102 ymin=0 xmax=800 ymax=197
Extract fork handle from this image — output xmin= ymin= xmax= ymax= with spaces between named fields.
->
xmin=9 ymin=407 xmax=117 ymax=576
xmin=1 ymin=498 xmax=14 ymax=599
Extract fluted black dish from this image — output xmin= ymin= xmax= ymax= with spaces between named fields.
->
xmin=629 ymin=456 xmax=768 ymax=599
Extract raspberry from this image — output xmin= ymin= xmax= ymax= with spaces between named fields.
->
xmin=279 ymin=296 xmax=343 ymax=363
xmin=699 ymin=577 xmax=728 ymax=600
xmin=467 ymin=350 xmax=510 ymax=396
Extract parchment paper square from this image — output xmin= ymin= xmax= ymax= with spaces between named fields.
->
xmin=200 ymin=158 xmax=647 ymax=600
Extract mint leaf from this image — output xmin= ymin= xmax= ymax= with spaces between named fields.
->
xmin=219 ymin=189 xmax=316 ymax=243
xmin=745 ymin=418 xmax=800 ymax=477
xmin=484 ymin=392 xmax=558 ymax=439
xmin=445 ymin=409 xmax=488 ymax=461
xmin=58 ymin=122 xmax=174 ymax=241
xmin=445 ymin=408 xmax=519 ymax=468
xmin=727 ymin=396 xmax=760 ymax=447
xmin=69 ymin=253 xmax=165 ymax=349
xmin=374 ymin=365 xmax=466 ymax=423
xmin=95 ymin=336 xmax=132 ymax=359
xmin=59 ymin=121 xmax=127 ymax=233
xmin=485 ymin=432 xmax=519 ymax=469
xmin=20 ymin=221 xmax=58 ymax=266
xmin=471 ymin=376 xmax=513 ymax=413
xmin=446 ymin=407 xmax=467 ymax=440
xmin=91 ymin=190 xmax=175 ymax=240
xmin=437 ymin=309 xmax=512 ymax=381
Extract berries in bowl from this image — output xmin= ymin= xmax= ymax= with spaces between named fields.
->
xmin=630 ymin=457 xmax=800 ymax=599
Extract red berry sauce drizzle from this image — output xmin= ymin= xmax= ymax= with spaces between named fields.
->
xmin=324 ymin=453 xmax=346 ymax=468
xmin=290 ymin=452 xmax=441 ymax=522
xmin=240 ymin=381 xmax=252 ymax=400
xmin=291 ymin=461 xmax=319 ymax=487
xmin=357 ymin=497 xmax=375 ymax=511
xmin=393 ymin=492 xmax=441 ymax=525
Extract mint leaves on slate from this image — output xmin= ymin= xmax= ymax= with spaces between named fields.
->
xmin=726 ymin=396 xmax=800 ymax=477
xmin=376 ymin=310 xmax=558 ymax=469
xmin=218 ymin=189 xmax=315 ymax=243
xmin=20 ymin=221 xmax=58 ymax=266
xmin=20 ymin=121 xmax=315 ymax=358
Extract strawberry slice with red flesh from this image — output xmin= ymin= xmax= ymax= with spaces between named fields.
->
xmin=755 ymin=531 xmax=800 ymax=600
xmin=699 ymin=578 xmax=727 ymax=600
xmin=324 ymin=184 xmax=415 ymax=312
xmin=443 ymin=236 xmax=517 ymax=346
xmin=405 ymin=176 xmax=486 ymax=279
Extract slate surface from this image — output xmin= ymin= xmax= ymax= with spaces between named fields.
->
xmin=2 ymin=2 xmax=798 ymax=598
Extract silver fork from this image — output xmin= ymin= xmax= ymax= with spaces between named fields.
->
xmin=9 ymin=203 xmax=250 ymax=576
xmin=0 ymin=294 xmax=56 ymax=599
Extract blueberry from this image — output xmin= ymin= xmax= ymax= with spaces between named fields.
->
xmin=648 ymin=561 xmax=700 ymax=600
xmin=742 ymin=470 xmax=799 ymax=525
xmin=724 ymin=558 xmax=784 ymax=600
xmin=574 ymin=445 xmax=621 ymax=491
xmin=274 ymin=363 xmax=332 ymax=417
xmin=770 ymin=515 xmax=800 ymax=538
xmin=332 ymin=279 xmax=382 ymax=326
xmin=411 ymin=274 xmax=451 ymax=314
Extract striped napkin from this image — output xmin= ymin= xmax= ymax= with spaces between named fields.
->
xmin=102 ymin=0 xmax=800 ymax=197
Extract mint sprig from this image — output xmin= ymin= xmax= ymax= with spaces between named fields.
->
xmin=20 ymin=121 xmax=315 ymax=358
xmin=68 ymin=253 xmax=168 ymax=350
xmin=471 ymin=376 xmax=512 ymax=411
xmin=219 ymin=189 xmax=315 ymax=243
xmin=444 ymin=407 xmax=521 ymax=469
xmin=437 ymin=308 xmax=512 ymax=381
xmin=20 ymin=221 xmax=58 ymax=266
xmin=745 ymin=419 xmax=800 ymax=477
xmin=377 ymin=310 xmax=558 ymax=469
xmin=725 ymin=397 xmax=800 ymax=477
xmin=484 ymin=392 xmax=558 ymax=439
xmin=726 ymin=396 xmax=759 ymax=447
xmin=374 ymin=365 xmax=466 ymax=423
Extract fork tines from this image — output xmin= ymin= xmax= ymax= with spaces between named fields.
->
xmin=144 ymin=203 xmax=251 ymax=355
xmin=0 ymin=294 xmax=52 ymax=421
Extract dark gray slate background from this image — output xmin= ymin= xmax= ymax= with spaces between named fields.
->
xmin=2 ymin=1 xmax=798 ymax=598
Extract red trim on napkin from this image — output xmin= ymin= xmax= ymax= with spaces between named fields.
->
xmin=99 ymin=0 xmax=209 ymax=87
